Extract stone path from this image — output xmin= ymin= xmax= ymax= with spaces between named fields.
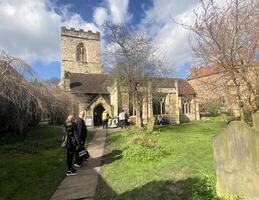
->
xmin=51 ymin=129 xmax=107 ymax=200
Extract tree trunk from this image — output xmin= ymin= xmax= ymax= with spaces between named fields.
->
xmin=230 ymin=73 xmax=245 ymax=121
xmin=135 ymin=95 xmax=142 ymax=128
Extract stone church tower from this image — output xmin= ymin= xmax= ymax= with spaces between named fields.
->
xmin=60 ymin=27 xmax=101 ymax=82
xmin=60 ymin=26 xmax=200 ymax=126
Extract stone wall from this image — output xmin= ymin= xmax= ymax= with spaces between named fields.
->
xmin=109 ymin=84 xmax=118 ymax=117
xmin=179 ymin=97 xmax=200 ymax=122
xmin=61 ymin=27 xmax=101 ymax=81
xmin=87 ymin=96 xmax=112 ymax=127
xmin=212 ymin=113 xmax=259 ymax=199
xmin=165 ymin=93 xmax=180 ymax=124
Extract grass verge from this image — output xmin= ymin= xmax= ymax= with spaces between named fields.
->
xmin=95 ymin=117 xmax=231 ymax=200
xmin=0 ymin=125 xmax=94 ymax=200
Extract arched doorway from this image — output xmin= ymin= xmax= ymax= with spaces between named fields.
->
xmin=93 ymin=104 xmax=105 ymax=126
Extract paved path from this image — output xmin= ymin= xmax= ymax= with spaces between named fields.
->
xmin=51 ymin=129 xmax=107 ymax=200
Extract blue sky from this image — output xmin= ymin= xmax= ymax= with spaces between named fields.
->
xmin=0 ymin=0 xmax=202 ymax=80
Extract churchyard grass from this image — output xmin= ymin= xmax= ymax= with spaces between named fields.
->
xmin=95 ymin=117 xmax=235 ymax=200
xmin=0 ymin=125 xmax=94 ymax=200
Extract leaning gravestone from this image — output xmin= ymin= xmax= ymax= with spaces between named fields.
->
xmin=212 ymin=112 xmax=259 ymax=199
xmin=147 ymin=117 xmax=155 ymax=132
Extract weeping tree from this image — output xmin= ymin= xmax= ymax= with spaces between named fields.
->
xmin=0 ymin=51 xmax=80 ymax=133
xmin=36 ymin=82 xmax=81 ymax=126
xmin=0 ymin=51 xmax=41 ymax=133
xmin=176 ymin=0 xmax=259 ymax=120
xmin=104 ymin=23 xmax=164 ymax=127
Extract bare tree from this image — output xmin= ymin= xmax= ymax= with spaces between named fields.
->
xmin=176 ymin=0 xmax=259 ymax=120
xmin=104 ymin=23 xmax=164 ymax=127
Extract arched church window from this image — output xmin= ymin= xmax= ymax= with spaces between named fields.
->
xmin=76 ymin=42 xmax=87 ymax=62
xmin=153 ymin=97 xmax=165 ymax=115
xmin=182 ymin=101 xmax=190 ymax=114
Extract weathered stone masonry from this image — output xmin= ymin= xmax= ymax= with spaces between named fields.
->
xmin=60 ymin=27 xmax=200 ymax=126
xmin=61 ymin=27 xmax=101 ymax=82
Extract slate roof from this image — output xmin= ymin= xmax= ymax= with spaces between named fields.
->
xmin=187 ymin=64 xmax=221 ymax=80
xmin=70 ymin=73 xmax=110 ymax=94
xmin=69 ymin=73 xmax=196 ymax=96
xmin=153 ymin=77 xmax=197 ymax=96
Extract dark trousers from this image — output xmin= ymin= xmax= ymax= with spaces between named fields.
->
xmin=125 ymin=119 xmax=128 ymax=127
xmin=80 ymin=136 xmax=86 ymax=146
xmin=67 ymin=146 xmax=76 ymax=171
xmin=102 ymin=120 xmax=108 ymax=129
xmin=75 ymin=147 xmax=82 ymax=165
xmin=119 ymin=120 xmax=125 ymax=128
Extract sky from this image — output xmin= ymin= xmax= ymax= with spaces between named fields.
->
xmin=0 ymin=0 xmax=204 ymax=80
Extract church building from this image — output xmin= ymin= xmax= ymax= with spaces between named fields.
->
xmin=60 ymin=27 xmax=200 ymax=126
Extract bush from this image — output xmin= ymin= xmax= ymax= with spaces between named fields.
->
xmin=123 ymin=144 xmax=169 ymax=161
xmin=191 ymin=175 xmax=220 ymax=200
xmin=200 ymin=100 xmax=223 ymax=117
xmin=123 ymin=135 xmax=169 ymax=161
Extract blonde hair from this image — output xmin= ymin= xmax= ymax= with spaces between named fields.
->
xmin=79 ymin=110 xmax=86 ymax=118
xmin=66 ymin=115 xmax=75 ymax=123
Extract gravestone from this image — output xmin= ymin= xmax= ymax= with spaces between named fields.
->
xmin=147 ymin=117 xmax=155 ymax=132
xmin=84 ymin=116 xmax=93 ymax=127
xmin=109 ymin=118 xmax=118 ymax=128
xmin=212 ymin=112 xmax=259 ymax=199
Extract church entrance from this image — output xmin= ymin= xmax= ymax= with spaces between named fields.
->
xmin=93 ymin=104 xmax=105 ymax=126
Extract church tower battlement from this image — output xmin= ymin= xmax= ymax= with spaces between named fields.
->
xmin=61 ymin=26 xmax=101 ymax=82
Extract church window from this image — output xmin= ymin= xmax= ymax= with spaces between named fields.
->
xmin=76 ymin=42 xmax=87 ymax=62
xmin=182 ymin=100 xmax=191 ymax=114
xmin=153 ymin=97 xmax=165 ymax=115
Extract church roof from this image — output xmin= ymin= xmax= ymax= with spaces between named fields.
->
xmin=153 ymin=77 xmax=197 ymax=96
xmin=187 ymin=64 xmax=221 ymax=80
xmin=70 ymin=73 xmax=110 ymax=94
xmin=69 ymin=73 xmax=196 ymax=96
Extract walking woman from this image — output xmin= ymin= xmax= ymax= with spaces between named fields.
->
xmin=64 ymin=115 xmax=80 ymax=176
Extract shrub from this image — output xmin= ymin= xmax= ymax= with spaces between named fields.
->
xmin=123 ymin=135 xmax=169 ymax=161
xmin=123 ymin=144 xmax=169 ymax=161
xmin=191 ymin=175 xmax=220 ymax=200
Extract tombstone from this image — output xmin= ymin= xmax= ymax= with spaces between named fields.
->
xmin=147 ymin=117 xmax=155 ymax=132
xmin=212 ymin=112 xmax=259 ymax=199
xmin=84 ymin=116 xmax=92 ymax=127
xmin=109 ymin=118 xmax=118 ymax=128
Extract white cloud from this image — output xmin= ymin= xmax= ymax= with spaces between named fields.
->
xmin=0 ymin=0 xmax=100 ymax=63
xmin=62 ymin=12 xmax=99 ymax=32
xmin=0 ymin=0 xmax=228 ymax=68
xmin=0 ymin=0 xmax=61 ymax=62
xmin=107 ymin=0 xmax=130 ymax=24
xmin=139 ymin=0 xmax=199 ymax=70
xmin=94 ymin=7 xmax=107 ymax=26
xmin=140 ymin=0 xmax=231 ymax=71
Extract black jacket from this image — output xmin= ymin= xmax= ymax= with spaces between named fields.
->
xmin=77 ymin=118 xmax=87 ymax=143
xmin=64 ymin=122 xmax=80 ymax=148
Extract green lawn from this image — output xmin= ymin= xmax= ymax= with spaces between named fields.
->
xmin=95 ymin=117 xmax=227 ymax=200
xmin=0 ymin=125 xmax=94 ymax=200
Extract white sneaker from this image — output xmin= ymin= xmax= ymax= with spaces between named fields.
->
xmin=66 ymin=170 xmax=77 ymax=176
xmin=74 ymin=163 xmax=81 ymax=168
